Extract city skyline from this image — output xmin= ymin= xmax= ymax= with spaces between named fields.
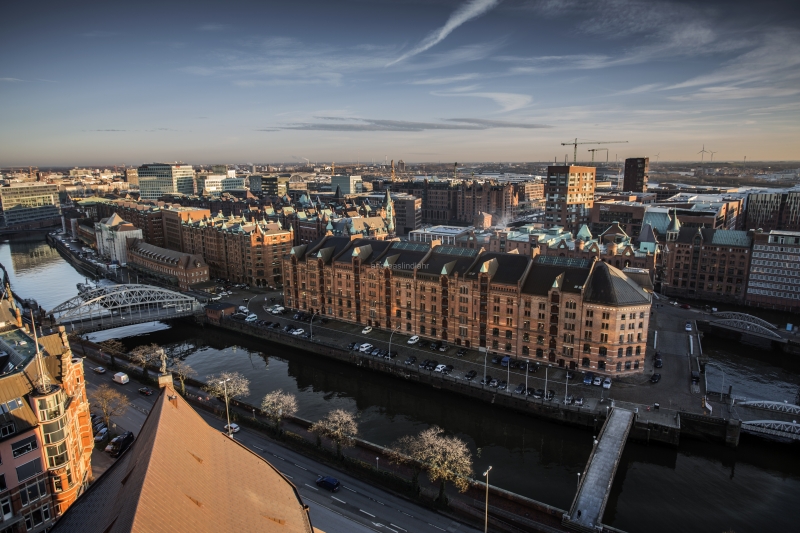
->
xmin=2 ymin=0 xmax=800 ymax=165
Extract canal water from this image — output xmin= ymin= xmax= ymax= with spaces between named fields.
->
xmin=3 ymin=238 xmax=799 ymax=533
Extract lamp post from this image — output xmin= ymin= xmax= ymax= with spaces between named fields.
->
xmin=544 ymin=367 xmax=548 ymax=399
xmin=309 ymin=311 xmax=319 ymax=340
xmin=376 ymin=457 xmax=380 ymax=471
xmin=564 ymin=371 xmax=569 ymax=404
xmin=388 ymin=323 xmax=401 ymax=364
xmin=525 ymin=359 xmax=529 ymax=396
xmin=482 ymin=347 xmax=488 ymax=384
xmin=577 ymin=472 xmax=581 ymax=488
xmin=483 ymin=466 xmax=492 ymax=533
xmin=220 ymin=378 xmax=232 ymax=437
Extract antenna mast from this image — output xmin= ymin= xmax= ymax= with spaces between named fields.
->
xmin=30 ymin=310 xmax=51 ymax=394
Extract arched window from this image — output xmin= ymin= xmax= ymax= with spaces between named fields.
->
xmin=625 ymin=361 xmax=631 ymax=370
xmin=598 ymin=361 xmax=606 ymax=370
xmin=581 ymin=357 xmax=590 ymax=368
xmin=634 ymin=360 xmax=640 ymax=369
xmin=626 ymin=347 xmax=633 ymax=357
xmin=635 ymin=346 xmax=641 ymax=355
xmin=616 ymin=362 xmax=622 ymax=371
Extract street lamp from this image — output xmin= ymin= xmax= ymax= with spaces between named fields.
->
xmin=388 ymin=323 xmax=401 ymax=364
xmin=376 ymin=457 xmax=380 ymax=471
xmin=577 ymin=472 xmax=581 ymax=488
xmin=482 ymin=347 xmax=488 ymax=383
xmin=482 ymin=466 xmax=492 ymax=533
xmin=220 ymin=378 xmax=233 ymax=437
xmin=309 ymin=311 xmax=319 ymax=340
xmin=525 ymin=359 xmax=529 ymax=397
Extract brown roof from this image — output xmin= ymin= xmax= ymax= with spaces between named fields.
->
xmin=52 ymin=386 xmax=314 ymax=533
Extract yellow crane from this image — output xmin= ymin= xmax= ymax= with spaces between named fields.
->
xmin=587 ymin=148 xmax=609 ymax=163
xmin=561 ymin=138 xmax=628 ymax=163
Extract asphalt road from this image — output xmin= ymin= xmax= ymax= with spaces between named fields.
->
xmin=84 ymin=367 xmax=480 ymax=533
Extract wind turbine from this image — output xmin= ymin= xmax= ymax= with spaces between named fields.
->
xmin=653 ymin=153 xmax=660 ymax=164
xmin=709 ymin=151 xmax=717 ymax=163
xmin=697 ymin=144 xmax=710 ymax=163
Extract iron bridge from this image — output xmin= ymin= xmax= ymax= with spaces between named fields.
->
xmin=740 ymin=420 xmax=800 ymax=440
xmin=737 ymin=400 xmax=800 ymax=415
xmin=50 ymin=284 xmax=204 ymax=333
xmin=708 ymin=312 xmax=781 ymax=339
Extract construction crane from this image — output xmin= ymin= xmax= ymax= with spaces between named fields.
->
xmin=587 ymin=148 xmax=609 ymax=163
xmin=561 ymin=138 xmax=628 ymax=163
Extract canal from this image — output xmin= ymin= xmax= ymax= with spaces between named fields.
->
xmin=3 ymin=237 xmax=799 ymax=533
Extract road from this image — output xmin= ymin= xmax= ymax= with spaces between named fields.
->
xmin=84 ymin=367 xmax=480 ymax=533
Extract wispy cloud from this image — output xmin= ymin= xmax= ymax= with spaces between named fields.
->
xmin=431 ymin=90 xmax=532 ymax=112
xmin=410 ymin=73 xmax=482 ymax=85
xmin=275 ymin=117 xmax=549 ymax=132
xmin=669 ymin=86 xmax=800 ymax=101
xmin=386 ymin=0 xmax=502 ymax=66
xmin=0 ymin=77 xmax=25 ymax=82
xmin=608 ymin=83 xmax=662 ymax=96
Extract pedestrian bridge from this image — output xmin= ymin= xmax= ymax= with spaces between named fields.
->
xmin=563 ymin=407 xmax=634 ymax=532
xmin=49 ymin=284 xmax=204 ymax=333
xmin=733 ymin=400 xmax=800 ymax=441
xmin=706 ymin=312 xmax=782 ymax=339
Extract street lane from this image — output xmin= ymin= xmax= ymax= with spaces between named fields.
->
xmin=83 ymin=366 xmax=479 ymax=533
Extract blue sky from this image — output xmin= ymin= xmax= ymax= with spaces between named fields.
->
xmin=2 ymin=0 xmax=799 ymax=166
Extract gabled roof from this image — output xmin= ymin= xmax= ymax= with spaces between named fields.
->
xmin=465 ymin=253 xmax=531 ymax=284
xmin=583 ymin=261 xmax=650 ymax=306
xmin=52 ymin=386 xmax=313 ymax=533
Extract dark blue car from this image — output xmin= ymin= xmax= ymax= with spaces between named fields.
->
xmin=316 ymin=475 xmax=341 ymax=492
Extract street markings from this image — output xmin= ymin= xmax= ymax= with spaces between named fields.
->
xmin=294 ymin=463 xmax=308 ymax=470
xmin=304 ymin=483 xmax=319 ymax=491
xmin=344 ymin=486 xmax=358 ymax=493
xmin=390 ymin=524 xmax=407 ymax=531
xmin=332 ymin=496 xmax=347 ymax=504
xmin=428 ymin=524 xmax=446 ymax=531
xmin=281 ymin=473 xmax=294 ymax=479
xmin=360 ymin=510 xmax=376 ymax=517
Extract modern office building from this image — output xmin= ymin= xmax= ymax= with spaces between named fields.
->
xmin=137 ymin=163 xmax=194 ymax=200
xmin=331 ymin=175 xmax=363 ymax=195
xmin=0 ymin=294 xmax=93 ymax=530
xmin=284 ymin=238 xmax=651 ymax=375
xmin=744 ymin=191 xmax=800 ymax=232
xmin=746 ymin=230 xmax=800 ymax=312
xmin=124 ymin=168 xmax=138 ymax=186
xmin=0 ymin=183 xmax=61 ymax=228
xmin=409 ymin=225 xmax=473 ymax=245
xmin=622 ymin=158 xmax=649 ymax=192
xmin=545 ymin=166 xmax=596 ymax=234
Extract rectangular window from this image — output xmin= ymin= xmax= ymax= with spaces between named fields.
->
xmin=0 ymin=497 xmax=11 ymax=521
xmin=12 ymin=436 xmax=38 ymax=458
xmin=16 ymin=458 xmax=42 ymax=483
xmin=24 ymin=504 xmax=50 ymax=531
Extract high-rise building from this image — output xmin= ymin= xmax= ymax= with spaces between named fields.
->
xmin=137 ymin=163 xmax=195 ymax=200
xmin=545 ymin=166 xmax=596 ymax=234
xmin=0 ymin=183 xmax=62 ymax=228
xmin=330 ymin=175 xmax=363 ymax=194
xmin=745 ymin=191 xmax=800 ymax=232
xmin=622 ymin=158 xmax=649 ymax=192
xmin=124 ymin=168 xmax=139 ymax=186
xmin=746 ymin=230 xmax=800 ymax=312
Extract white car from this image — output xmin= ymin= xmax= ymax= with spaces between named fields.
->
xmin=407 ymin=335 xmax=420 ymax=345
xmin=359 ymin=343 xmax=374 ymax=353
xmin=434 ymin=364 xmax=447 ymax=373
xmin=245 ymin=314 xmax=258 ymax=322
xmin=291 ymin=328 xmax=305 ymax=336
xmin=362 ymin=326 xmax=373 ymax=334
xmin=603 ymin=378 xmax=612 ymax=389
xmin=593 ymin=376 xmax=603 ymax=386
xmin=224 ymin=423 xmax=240 ymax=434
xmin=94 ymin=428 xmax=109 ymax=442
xmin=685 ymin=322 xmax=692 ymax=332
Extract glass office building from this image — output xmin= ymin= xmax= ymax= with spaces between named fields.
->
xmin=137 ymin=163 xmax=195 ymax=200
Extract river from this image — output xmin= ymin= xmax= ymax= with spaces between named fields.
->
xmin=3 ymin=237 xmax=799 ymax=533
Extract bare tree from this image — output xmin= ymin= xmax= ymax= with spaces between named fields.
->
xmin=99 ymin=339 xmax=125 ymax=367
xmin=310 ymin=409 xmax=358 ymax=459
xmin=204 ymin=371 xmax=250 ymax=418
xmin=170 ymin=360 xmax=196 ymax=395
xmin=129 ymin=343 xmax=161 ymax=378
xmin=89 ymin=385 xmax=128 ymax=435
xmin=390 ymin=426 xmax=473 ymax=505
xmin=260 ymin=389 xmax=298 ymax=431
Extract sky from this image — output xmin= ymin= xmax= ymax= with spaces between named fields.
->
xmin=2 ymin=0 xmax=800 ymax=166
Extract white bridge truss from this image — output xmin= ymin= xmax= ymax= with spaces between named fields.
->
xmin=50 ymin=284 xmax=203 ymax=332
xmin=740 ymin=420 xmax=800 ymax=440
xmin=711 ymin=319 xmax=782 ymax=339
xmin=712 ymin=312 xmax=777 ymax=329
xmin=737 ymin=400 xmax=800 ymax=415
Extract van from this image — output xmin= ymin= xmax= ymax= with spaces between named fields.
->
xmin=108 ymin=431 xmax=135 ymax=458
xmin=112 ymin=372 xmax=129 ymax=384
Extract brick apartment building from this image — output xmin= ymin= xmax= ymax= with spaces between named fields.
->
xmin=590 ymin=201 xmax=647 ymax=237
xmin=284 ymin=237 xmax=652 ymax=375
xmin=127 ymin=240 xmax=210 ymax=290
xmin=744 ymin=191 xmax=800 ymax=232
xmin=661 ymin=215 xmax=753 ymax=303
xmin=545 ymin=166 xmax=596 ymax=235
xmin=456 ymin=181 xmax=518 ymax=224
xmin=746 ymin=230 xmax=800 ymax=312
xmin=0 ymin=295 xmax=93 ymax=531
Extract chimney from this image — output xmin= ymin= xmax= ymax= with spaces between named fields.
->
xmin=168 ymin=394 xmax=178 ymax=408
xmin=158 ymin=373 xmax=173 ymax=389
xmin=576 ymin=239 xmax=585 ymax=251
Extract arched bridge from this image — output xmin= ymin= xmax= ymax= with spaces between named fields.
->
xmin=50 ymin=284 xmax=204 ymax=333
xmin=740 ymin=420 xmax=800 ymax=441
xmin=707 ymin=312 xmax=782 ymax=339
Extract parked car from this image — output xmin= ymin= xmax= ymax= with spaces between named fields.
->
xmin=650 ymin=373 xmax=661 ymax=383
xmin=514 ymin=384 xmax=527 ymax=394
xmin=93 ymin=366 xmax=106 ymax=374
xmin=501 ymin=356 xmax=511 ymax=367
xmin=370 ymin=348 xmax=381 ymax=357
xmin=417 ymin=340 xmax=428 ymax=349
xmin=407 ymin=335 xmax=420 ymax=345
xmin=138 ymin=387 xmax=153 ymax=396
xmin=464 ymin=370 xmax=477 ymax=381
xmin=489 ymin=378 xmax=499 ymax=388
xmin=564 ymin=394 xmax=575 ymax=405
xmin=386 ymin=351 xmax=398 ymax=359
xmin=94 ymin=427 xmax=109 ymax=442
xmin=108 ymin=431 xmax=135 ymax=458
xmin=491 ymin=356 xmax=502 ymax=365
xmin=685 ymin=321 xmax=692 ymax=332
xmin=654 ymin=359 xmax=663 ymax=368
xmin=224 ymin=423 xmax=241 ymax=434
xmin=532 ymin=389 xmax=544 ymax=399
xmin=456 ymin=348 xmax=467 ymax=357
xmin=291 ymin=328 xmax=305 ymax=336
xmin=362 ymin=326 xmax=373 ymax=334
xmin=680 ymin=304 xmax=691 ymax=309
xmin=404 ymin=356 xmax=417 ymax=365
xmin=443 ymin=364 xmax=454 ymax=374
xmin=480 ymin=375 xmax=493 ymax=385
xmin=603 ymin=378 xmax=612 ymax=389
xmin=104 ymin=435 xmax=123 ymax=453
xmin=593 ymin=376 xmax=603 ymax=386
xmin=359 ymin=343 xmax=374 ymax=353
xmin=434 ymin=364 xmax=447 ymax=373
xmin=424 ymin=360 xmax=438 ymax=371
xmin=574 ymin=397 xmax=585 ymax=406
xmin=497 ymin=380 xmax=508 ymax=390
xmin=315 ymin=475 xmax=341 ymax=492
xmin=430 ymin=342 xmax=441 ymax=351
xmin=545 ymin=390 xmax=555 ymax=401
xmin=419 ymin=359 xmax=431 ymax=369
xmin=438 ymin=343 xmax=448 ymax=352
xmin=583 ymin=372 xmax=594 ymax=385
